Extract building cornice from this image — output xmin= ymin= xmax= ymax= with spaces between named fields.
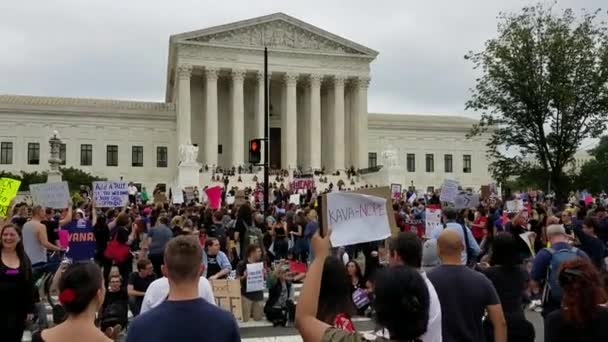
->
xmin=368 ymin=113 xmax=478 ymax=133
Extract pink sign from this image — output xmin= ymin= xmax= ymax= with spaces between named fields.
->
xmin=205 ymin=186 xmax=222 ymax=209
xmin=58 ymin=230 xmax=69 ymax=248
xmin=291 ymin=178 xmax=315 ymax=192
xmin=585 ymin=195 xmax=593 ymax=205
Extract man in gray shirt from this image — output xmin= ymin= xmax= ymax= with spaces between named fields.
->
xmin=147 ymin=216 xmax=174 ymax=276
xmin=22 ymin=205 xmax=63 ymax=268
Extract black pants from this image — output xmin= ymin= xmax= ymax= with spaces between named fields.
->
xmin=149 ymin=253 xmax=164 ymax=278
xmin=484 ymin=315 xmax=535 ymax=342
xmin=274 ymin=239 xmax=288 ymax=260
xmin=264 ymin=300 xmax=295 ymax=326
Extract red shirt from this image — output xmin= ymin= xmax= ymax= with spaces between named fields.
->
xmin=334 ymin=313 xmax=355 ymax=332
xmin=472 ymin=216 xmax=487 ymax=239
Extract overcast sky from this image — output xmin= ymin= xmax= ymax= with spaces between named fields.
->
xmin=0 ymin=0 xmax=604 ymax=118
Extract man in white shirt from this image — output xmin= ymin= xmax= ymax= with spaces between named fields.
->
xmin=388 ymin=232 xmax=442 ymax=342
xmin=128 ymin=183 xmax=138 ymax=206
xmin=140 ymin=276 xmax=216 ymax=314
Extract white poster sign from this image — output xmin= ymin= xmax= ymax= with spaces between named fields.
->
xmin=289 ymin=194 xmax=300 ymax=205
xmin=29 ymin=182 xmax=70 ymax=209
xmin=92 ymin=181 xmax=128 ymax=208
xmin=407 ymin=192 xmax=417 ymax=204
xmin=439 ymin=179 xmax=460 ymax=203
xmin=454 ymin=193 xmax=480 ymax=209
xmin=246 ymin=262 xmax=265 ymax=292
xmin=172 ymin=187 xmax=184 ymax=204
xmin=425 ymin=208 xmax=442 ymax=238
xmin=226 ymin=195 xmax=235 ymax=205
xmin=390 ymin=184 xmax=402 ymax=200
xmin=506 ymin=199 xmax=524 ymax=213
xmin=326 ymin=192 xmax=390 ymax=247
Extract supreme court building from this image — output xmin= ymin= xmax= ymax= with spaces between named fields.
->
xmin=0 ymin=13 xmax=492 ymax=191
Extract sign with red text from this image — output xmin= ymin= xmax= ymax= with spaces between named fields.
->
xmin=325 ymin=191 xmax=390 ymax=247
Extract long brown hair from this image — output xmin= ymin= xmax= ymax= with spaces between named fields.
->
xmin=1 ymin=224 xmax=32 ymax=281
xmin=559 ymin=258 xmax=607 ymax=326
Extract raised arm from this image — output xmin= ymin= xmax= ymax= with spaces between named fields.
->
xmin=59 ymin=204 xmax=73 ymax=226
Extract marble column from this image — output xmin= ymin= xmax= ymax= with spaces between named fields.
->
xmin=231 ymin=69 xmax=245 ymax=167
xmin=177 ymin=64 xmax=193 ymax=147
xmin=204 ymin=67 xmax=219 ymax=167
xmin=354 ymin=76 xmax=370 ymax=169
xmin=282 ymin=72 xmax=298 ymax=170
xmin=332 ymin=75 xmax=346 ymax=171
xmin=255 ymin=71 xmax=265 ymax=163
xmin=309 ymin=74 xmax=322 ymax=170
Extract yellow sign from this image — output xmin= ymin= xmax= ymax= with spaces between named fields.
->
xmin=0 ymin=178 xmax=21 ymax=217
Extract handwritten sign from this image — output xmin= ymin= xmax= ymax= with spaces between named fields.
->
xmin=172 ymin=187 xmax=184 ymax=204
xmin=454 ymin=193 xmax=480 ymax=210
xmin=0 ymin=178 xmax=21 ymax=217
xmin=506 ymin=200 xmax=524 ymax=213
xmin=291 ymin=177 xmax=315 ymax=192
xmin=226 ymin=195 xmax=235 ymax=205
xmin=439 ymin=179 xmax=459 ymax=203
xmin=289 ymin=194 xmax=300 ymax=205
xmin=184 ymin=187 xmax=195 ymax=202
xmin=29 ymin=182 xmax=70 ymax=209
xmin=391 ymin=184 xmax=402 ymax=200
xmin=92 ymin=181 xmax=128 ymax=208
xmin=425 ymin=208 xmax=442 ymax=238
xmin=325 ymin=192 xmax=390 ymax=247
xmin=245 ymin=262 xmax=265 ymax=293
xmin=211 ymin=279 xmax=243 ymax=321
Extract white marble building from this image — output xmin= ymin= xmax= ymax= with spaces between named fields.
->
xmin=0 ymin=13 xmax=492 ymax=191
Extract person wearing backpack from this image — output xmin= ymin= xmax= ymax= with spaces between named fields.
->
xmin=530 ymin=224 xmax=589 ymax=318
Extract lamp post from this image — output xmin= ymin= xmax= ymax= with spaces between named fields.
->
xmin=47 ymin=130 xmax=63 ymax=183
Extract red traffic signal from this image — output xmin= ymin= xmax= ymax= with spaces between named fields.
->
xmin=249 ymin=138 xmax=262 ymax=164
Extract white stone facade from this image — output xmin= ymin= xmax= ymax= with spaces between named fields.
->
xmin=0 ymin=13 xmax=493 ymax=191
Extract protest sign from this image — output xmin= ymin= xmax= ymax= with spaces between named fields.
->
xmin=211 ymin=279 xmax=243 ymax=321
xmin=425 ymin=208 xmax=442 ymax=238
xmin=439 ymin=179 xmax=459 ymax=203
xmin=407 ymin=192 xmax=416 ymax=204
xmin=403 ymin=218 xmax=424 ymax=238
xmin=481 ymin=185 xmax=491 ymax=199
xmin=454 ymin=193 xmax=480 ymax=210
xmin=289 ymin=194 xmax=300 ymax=205
xmin=226 ymin=195 xmax=235 ymax=205
xmin=153 ymin=192 xmax=167 ymax=204
xmin=390 ymin=183 xmax=402 ymax=200
xmin=584 ymin=195 xmax=594 ymax=205
xmin=29 ymin=182 xmax=70 ymax=209
xmin=0 ymin=178 xmax=21 ymax=217
xmin=324 ymin=191 xmax=390 ymax=247
xmin=172 ymin=187 xmax=184 ymax=204
xmin=205 ymin=186 xmax=222 ymax=209
xmin=58 ymin=230 xmax=69 ymax=249
xmin=245 ymin=262 xmax=265 ymax=293
xmin=506 ymin=199 xmax=524 ymax=213
xmin=291 ymin=177 xmax=315 ymax=192
xmin=235 ymin=190 xmax=247 ymax=206
xmin=92 ymin=181 xmax=128 ymax=208
xmin=184 ymin=187 xmax=195 ymax=202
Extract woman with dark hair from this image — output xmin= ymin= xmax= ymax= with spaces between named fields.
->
xmin=472 ymin=207 xmax=488 ymax=244
xmin=480 ymin=233 xmax=535 ymax=342
xmin=272 ymin=213 xmax=289 ymax=260
xmin=109 ymin=213 xmax=135 ymax=283
xmin=32 ymin=262 xmax=113 ymax=342
xmin=235 ymin=204 xmax=253 ymax=257
xmin=0 ymin=224 xmax=35 ymax=342
xmin=545 ymin=258 xmax=608 ymax=341
xmin=93 ymin=214 xmax=112 ymax=286
xmin=296 ymin=231 xmax=430 ymax=342
xmin=318 ymin=256 xmax=355 ymax=332
xmin=346 ymin=260 xmax=368 ymax=316
xmin=573 ymin=217 xmax=606 ymax=269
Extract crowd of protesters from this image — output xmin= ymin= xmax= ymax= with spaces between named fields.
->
xmin=1 ymin=175 xmax=608 ymax=341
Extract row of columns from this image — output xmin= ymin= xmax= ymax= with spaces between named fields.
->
xmin=175 ymin=64 xmax=370 ymax=171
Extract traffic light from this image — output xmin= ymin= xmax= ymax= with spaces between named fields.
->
xmin=249 ymin=138 xmax=261 ymax=164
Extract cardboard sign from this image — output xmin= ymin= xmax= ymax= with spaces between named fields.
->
xmin=172 ymin=187 xmax=184 ymax=204
xmin=245 ymin=262 xmax=265 ymax=293
xmin=454 ymin=193 xmax=480 ymax=210
xmin=325 ymin=191 xmax=390 ymax=247
xmin=404 ymin=218 xmax=424 ymax=238
xmin=439 ymin=179 xmax=459 ymax=203
xmin=92 ymin=181 xmax=128 ymax=208
xmin=390 ymin=183 xmax=402 ymax=200
xmin=506 ymin=200 xmax=524 ymax=213
xmin=289 ymin=194 xmax=300 ymax=205
xmin=235 ymin=190 xmax=247 ymax=206
xmin=425 ymin=208 xmax=442 ymax=238
xmin=29 ymin=182 xmax=70 ymax=209
xmin=481 ymin=185 xmax=491 ymax=199
xmin=0 ymin=178 xmax=21 ymax=217
xmin=211 ymin=279 xmax=243 ymax=321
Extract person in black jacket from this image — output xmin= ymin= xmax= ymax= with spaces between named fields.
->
xmin=264 ymin=263 xmax=295 ymax=326
xmin=573 ymin=217 xmax=606 ymax=270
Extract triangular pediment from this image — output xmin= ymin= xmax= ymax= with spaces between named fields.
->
xmin=172 ymin=13 xmax=378 ymax=57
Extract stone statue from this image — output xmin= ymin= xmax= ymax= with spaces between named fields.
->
xmin=179 ymin=144 xmax=199 ymax=164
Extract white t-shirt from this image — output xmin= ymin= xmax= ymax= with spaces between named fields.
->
xmin=376 ymin=271 xmax=442 ymax=342
xmin=140 ymin=276 xmax=216 ymax=314
xmin=128 ymin=186 xmax=138 ymax=196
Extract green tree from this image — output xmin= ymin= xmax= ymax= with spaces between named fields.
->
xmin=575 ymin=136 xmax=608 ymax=193
xmin=59 ymin=167 xmax=106 ymax=192
xmin=466 ymin=4 xmax=608 ymax=201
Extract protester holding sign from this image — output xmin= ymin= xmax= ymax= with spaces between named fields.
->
xmin=63 ymin=201 xmax=97 ymax=262
xmin=236 ymin=245 xmax=265 ymax=322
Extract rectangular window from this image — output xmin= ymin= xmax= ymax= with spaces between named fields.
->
xmin=157 ymin=146 xmax=168 ymax=168
xmin=368 ymin=152 xmax=377 ymax=168
xmin=425 ymin=154 xmax=434 ymax=173
xmin=80 ymin=144 xmax=92 ymax=166
xmin=107 ymin=145 xmax=118 ymax=167
xmin=132 ymin=146 xmax=143 ymax=167
xmin=444 ymin=154 xmax=453 ymax=173
xmin=406 ymin=153 xmax=416 ymax=172
xmin=28 ymin=142 xmax=40 ymax=165
xmin=0 ymin=142 xmax=13 ymax=164
xmin=463 ymin=154 xmax=472 ymax=173
xmin=59 ymin=143 xmax=66 ymax=165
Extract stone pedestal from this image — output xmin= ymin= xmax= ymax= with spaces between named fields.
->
xmin=177 ymin=162 xmax=202 ymax=188
xmin=47 ymin=131 xmax=63 ymax=183
xmin=47 ymin=170 xmax=62 ymax=183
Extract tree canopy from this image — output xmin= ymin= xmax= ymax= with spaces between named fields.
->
xmin=0 ymin=167 xmax=105 ymax=192
xmin=576 ymin=136 xmax=608 ymax=193
xmin=466 ymin=3 xmax=608 ymax=200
